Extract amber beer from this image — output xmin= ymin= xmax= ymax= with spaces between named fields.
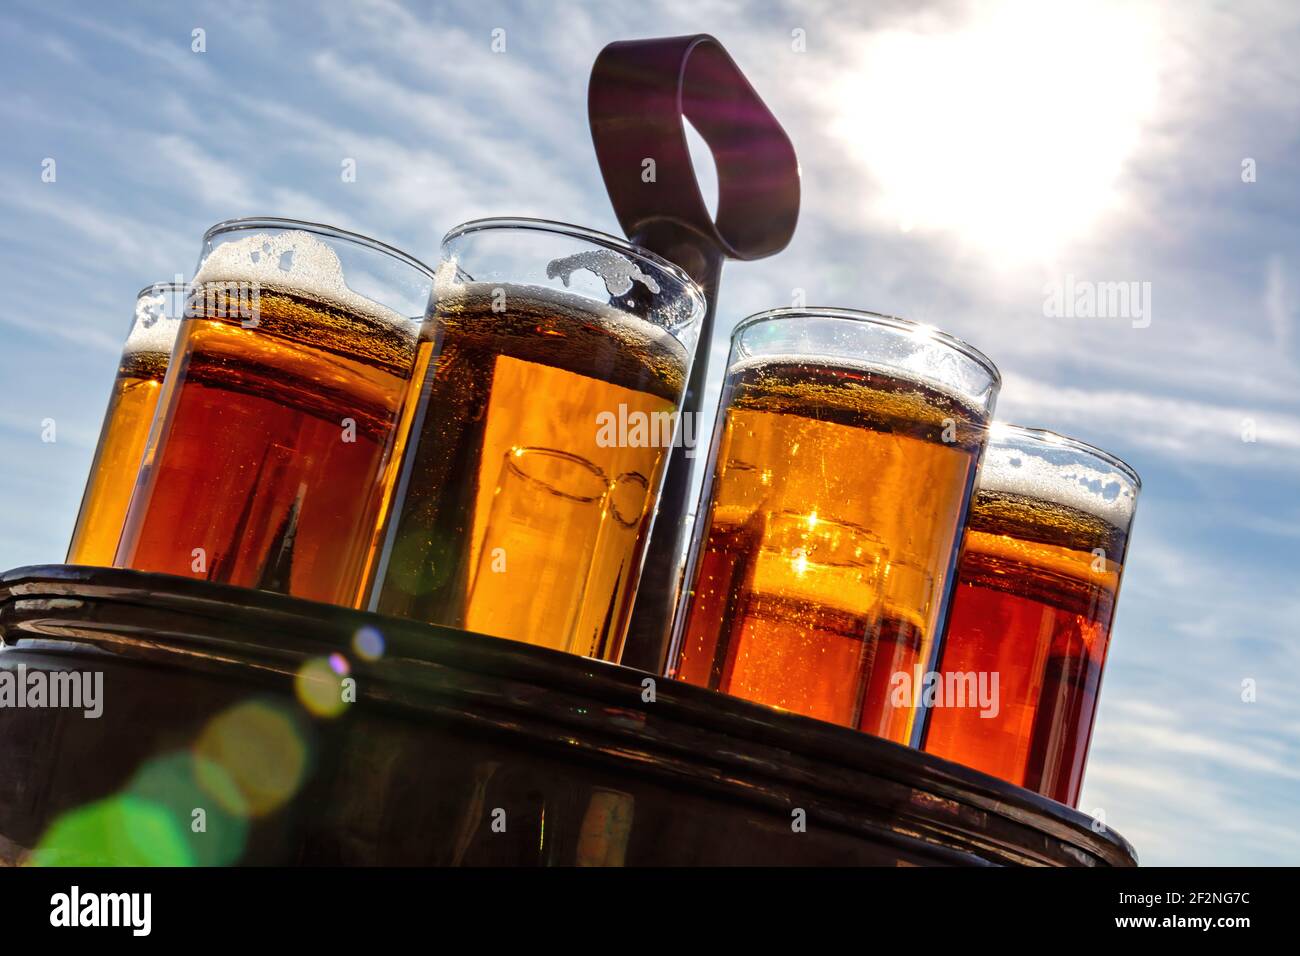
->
xmin=923 ymin=426 xmax=1139 ymax=806
xmin=115 ymin=221 xmax=432 ymax=606
xmin=373 ymin=219 xmax=703 ymax=660
xmin=67 ymin=284 xmax=183 ymax=566
xmin=671 ymin=309 xmax=1000 ymax=745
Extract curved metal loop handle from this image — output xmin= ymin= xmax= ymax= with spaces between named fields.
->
xmin=588 ymin=34 xmax=800 ymax=284
xmin=587 ymin=35 xmax=801 ymax=673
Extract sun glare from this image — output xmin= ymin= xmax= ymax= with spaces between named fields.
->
xmin=832 ymin=0 xmax=1163 ymax=263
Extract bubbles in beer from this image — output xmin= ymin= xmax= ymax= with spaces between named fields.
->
xmin=431 ymin=281 xmax=688 ymax=397
xmin=726 ymin=354 xmax=989 ymax=445
xmin=192 ymin=229 xmax=419 ymax=371
xmin=375 ymin=281 xmax=689 ymax=660
xmin=117 ymin=230 xmax=428 ymax=604
xmin=674 ymin=355 xmax=989 ymax=740
xmin=925 ymin=432 xmax=1139 ymax=806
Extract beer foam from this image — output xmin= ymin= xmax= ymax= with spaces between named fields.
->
xmin=727 ymin=353 xmax=986 ymax=420
xmin=977 ymin=437 xmax=1138 ymax=527
xmin=194 ymin=229 xmax=414 ymax=331
xmin=124 ymin=286 xmax=183 ymax=357
xmin=437 ymin=279 xmax=689 ymax=361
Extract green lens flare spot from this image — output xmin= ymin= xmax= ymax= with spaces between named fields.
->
xmin=127 ymin=751 xmax=249 ymax=866
xmin=31 ymin=795 xmax=193 ymax=867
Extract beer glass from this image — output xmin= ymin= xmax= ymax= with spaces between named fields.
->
xmin=67 ymin=283 xmax=185 ymax=566
xmin=670 ymin=308 xmax=1000 ymax=745
xmin=923 ymin=425 xmax=1140 ymax=806
xmin=115 ymin=219 xmax=434 ymax=606
xmin=371 ymin=217 xmax=706 ymax=661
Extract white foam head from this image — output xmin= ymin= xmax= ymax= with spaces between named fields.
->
xmin=194 ymin=229 xmax=411 ymax=329
xmin=978 ymin=424 xmax=1139 ymax=525
xmin=125 ymin=285 xmax=184 ymax=356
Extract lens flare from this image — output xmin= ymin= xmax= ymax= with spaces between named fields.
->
xmin=352 ymin=626 xmax=385 ymax=660
xmin=296 ymin=656 xmax=350 ymax=718
xmin=127 ymin=751 xmax=249 ymax=866
xmin=194 ymin=699 xmax=310 ymax=817
xmin=30 ymin=795 xmax=193 ymax=867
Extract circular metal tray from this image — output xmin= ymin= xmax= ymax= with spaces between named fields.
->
xmin=0 ymin=565 xmax=1135 ymax=866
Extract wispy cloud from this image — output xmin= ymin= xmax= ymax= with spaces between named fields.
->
xmin=34 ymin=5 xmax=215 ymax=85
xmin=1265 ymin=254 xmax=1294 ymax=351
xmin=998 ymin=372 xmax=1300 ymax=469
xmin=0 ymin=188 xmax=188 ymax=278
xmin=152 ymin=134 xmax=257 ymax=209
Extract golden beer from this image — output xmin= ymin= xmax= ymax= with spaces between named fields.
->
xmin=372 ymin=220 xmax=704 ymax=660
xmin=923 ymin=426 xmax=1139 ymax=806
xmin=671 ymin=309 xmax=1000 ymax=744
xmin=115 ymin=222 xmax=432 ymax=606
xmin=67 ymin=285 xmax=183 ymax=566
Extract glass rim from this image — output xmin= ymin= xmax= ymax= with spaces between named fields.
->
xmin=135 ymin=281 xmax=187 ymax=299
xmin=989 ymin=422 xmax=1142 ymax=492
xmin=441 ymin=216 xmax=707 ymax=317
xmin=730 ymin=307 xmax=1001 ymax=390
xmin=200 ymin=216 xmax=438 ymax=280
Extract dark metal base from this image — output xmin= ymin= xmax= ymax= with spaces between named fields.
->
xmin=0 ymin=565 xmax=1135 ymax=866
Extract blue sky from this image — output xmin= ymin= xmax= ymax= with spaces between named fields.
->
xmin=2 ymin=0 xmax=1298 ymax=865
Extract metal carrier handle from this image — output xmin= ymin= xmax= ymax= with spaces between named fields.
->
xmin=588 ymin=34 xmax=801 ymax=671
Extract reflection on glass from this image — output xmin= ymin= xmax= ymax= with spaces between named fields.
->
xmin=858 ymin=562 xmax=934 ymax=741
xmin=466 ymin=447 xmax=609 ymax=652
xmin=576 ymin=470 xmax=650 ymax=661
xmin=373 ymin=218 xmax=705 ymax=661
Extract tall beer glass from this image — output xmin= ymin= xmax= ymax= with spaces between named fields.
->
xmin=67 ymin=283 xmax=185 ymax=566
xmin=115 ymin=219 xmax=434 ymax=606
xmin=670 ymin=308 xmax=1000 ymax=745
xmin=923 ymin=425 xmax=1140 ymax=806
xmin=371 ymin=218 xmax=705 ymax=661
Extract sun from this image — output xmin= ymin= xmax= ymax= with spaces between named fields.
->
xmin=830 ymin=0 xmax=1164 ymax=265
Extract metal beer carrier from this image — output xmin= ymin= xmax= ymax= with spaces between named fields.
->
xmin=0 ymin=35 xmax=1135 ymax=868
